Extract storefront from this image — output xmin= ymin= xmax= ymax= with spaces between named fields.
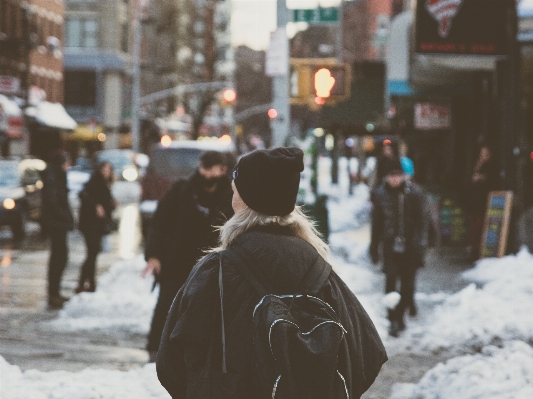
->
xmin=25 ymin=102 xmax=77 ymax=160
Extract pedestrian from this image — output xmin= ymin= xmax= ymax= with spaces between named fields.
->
xmin=372 ymin=158 xmax=428 ymax=337
xmin=399 ymin=141 xmax=415 ymax=180
xmin=142 ymin=150 xmax=233 ymax=362
xmin=41 ymin=150 xmax=74 ymax=309
xmin=369 ymin=140 xmax=397 ymax=264
xmin=76 ymin=161 xmax=116 ymax=293
xmin=466 ymin=144 xmax=498 ymax=261
xmin=156 ymin=147 xmax=387 ymax=399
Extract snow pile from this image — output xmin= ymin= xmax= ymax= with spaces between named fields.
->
xmin=415 ymin=248 xmax=533 ymax=352
xmin=317 ymin=157 xmax=372 ymax=232
xmin=47 ymin=256 xmax=157 ymax=335
xmin=326 ymin=184 xmax=371 ymax=232
xmin=389 ymin=341 xmax=533 ymax=399
xmin=0 ymin=356 xmax=170 ymax=399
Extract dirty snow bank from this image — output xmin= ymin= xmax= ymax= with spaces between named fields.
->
xmin=46 ymin=256 xmax=157 ymax=335
xmin=0 ymin=356 xmax=169 ymax=399
xmin=413 ymin=248 xmax=533 ymax=352
xmin=390 ymin=341 xmax=533 ymax=399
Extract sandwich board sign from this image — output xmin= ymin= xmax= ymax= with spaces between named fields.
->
xmin=480 ymin=191 xmax=513 ymax=258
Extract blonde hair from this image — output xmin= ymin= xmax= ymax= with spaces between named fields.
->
xmin=216 ymin=206 xmax=330 ymax=260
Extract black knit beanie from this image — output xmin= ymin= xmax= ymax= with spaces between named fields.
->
xmin=233 ymin=147 xmax=304 ymax=216
xmin=383 ymin=158 xmax=404 ymax=176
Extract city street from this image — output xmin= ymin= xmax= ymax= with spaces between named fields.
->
xmin=0 ymin=181 xmax=148 ymax=372
xmin=0 ymin=181 xmax=467 ymax=394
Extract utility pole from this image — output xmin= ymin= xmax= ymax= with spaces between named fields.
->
xmin=271 ymin=0 xmax=290 ymax=148
xmin=131 ymin=0 xmax=147 ymax=153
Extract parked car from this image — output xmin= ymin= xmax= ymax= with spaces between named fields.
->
xmin=95 ymin=149 xmax=147 ymax=182
xmin=0 ymin=158 xmax=46 ymax=240
xmin=139 ymin=139 xmax=236 ymax=237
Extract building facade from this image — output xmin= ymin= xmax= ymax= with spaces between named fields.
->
xmin=0 ymin=0 xmax=65 ymax=103
xmin=64 ymin=0 xmax=132 ymax=154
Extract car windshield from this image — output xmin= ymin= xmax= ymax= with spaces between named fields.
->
xmin=0 ymin=163 xmax=20 ymax=188
xmin=96 ymin=153 xmax=132 ymax=172
xmin=150 ymin=148 xmax=202 ymax=178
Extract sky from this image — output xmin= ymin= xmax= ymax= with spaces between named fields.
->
xmin=231 ymin=0 xmax=343 ymax=51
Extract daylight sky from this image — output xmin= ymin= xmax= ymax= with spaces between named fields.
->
xmin=231 ymin=0 xmax=343 ymax=51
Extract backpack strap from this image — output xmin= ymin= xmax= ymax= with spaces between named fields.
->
xmin=299 ymin=255 xmax=332 ymax=295
xmin=222 ymin=248 xmax=269 ymax=297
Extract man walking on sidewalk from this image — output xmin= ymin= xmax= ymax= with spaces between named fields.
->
xmin=142 ymin=151 xmax=233 ymax=362
xmin=41 ymin=150 xmax=74 ymax=309
xmin=372 ymin=158 xmax=428 ymax=337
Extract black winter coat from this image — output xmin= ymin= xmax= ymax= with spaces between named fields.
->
xmin=467 ymin=159 xmax=499 ymax=215
xmin=40 ymin=164 xmax=74 ymax=231
xmin=144 ymin=172 xmax=233 ymax=288
xmin=372 ymin=181 xmax=428 ymax=267
xmin=157 ymin=226 xmax=388 ymax=399
xmin=78 ymin=172 xmax=115 ymax=235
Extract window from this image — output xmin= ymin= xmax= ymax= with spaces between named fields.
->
xmin=121 ymin=23 xmax=128 ymax=53
xmin=65 ymin=18 xmax=99 ymax=48
xmin=64 ymin=71 xmax=97 ymax=106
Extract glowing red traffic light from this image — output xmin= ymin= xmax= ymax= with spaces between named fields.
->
xmin=268 ymin=108 xmax=278 ymax=119
xmin=530 ymin=151 xmax=533 ymax=162
xmin=222 ymin=89 xmax=237 ymax=103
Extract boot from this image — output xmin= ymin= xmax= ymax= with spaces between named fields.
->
xmin=48 ymin=295 xmax=68 ymax=309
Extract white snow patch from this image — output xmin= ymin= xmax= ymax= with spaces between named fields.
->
xmin=411 ymin=248 xmax=533 ymax=352
xmin=46 ymin=256 xmax=157 ymax=335
xmin=382 ymin=292 xmax=401 ymax=310
xmin=389 ymin=341 xmax=533 ymax=399
xmin=0 ymin=356 xmax=170 ymax=399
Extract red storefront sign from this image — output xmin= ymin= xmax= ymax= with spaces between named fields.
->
xmin=414 ymin=103 xmax=451 ymax=130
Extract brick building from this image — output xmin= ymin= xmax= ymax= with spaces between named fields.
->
xmin=0 ymin=0 xmax=65 ymax=104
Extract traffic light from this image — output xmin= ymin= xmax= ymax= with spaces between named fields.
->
xmin=220 ymin=88 xmax=237 ymax=107
xmin=268 ymin=108 xmax=278 ymax=119
xmin=289 ymin=58 xmax=351 ymax=106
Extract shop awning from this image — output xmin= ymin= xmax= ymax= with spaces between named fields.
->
xmin=0 ymin=94 xmax=22 ymax=117
xmin=26 ymin=102 xmax=77 ymax=131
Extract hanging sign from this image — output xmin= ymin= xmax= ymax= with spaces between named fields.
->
xmin=480 ymin=191 xmax=513 ymax=258
xmin=414 ymin=103 xmax=451 ymax=130
xmin=415 ymin=0 xmax=514 ymax=56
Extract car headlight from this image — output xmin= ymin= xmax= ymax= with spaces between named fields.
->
xmin=3 ymin=198 xmax=16 ymax=210
xmin=122 ymin=167 xmax=138 ymax=182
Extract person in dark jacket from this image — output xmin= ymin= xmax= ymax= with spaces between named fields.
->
xmin=466 ymin=145 xmax=498 ymax=261
xmin=372 ymin=158 xmax=428 ymax=337
xmin=369 ymin=140 xmax=397 ymax=263
xmin=41 ymin=150 xmax=74 ymax=309
xmin=142 ymin=150 xmax=233 ymax=362
xmin=76 ymin=161 xmax=116 ymax=293
xmin=156 ymin=147 xmax=387 ymax=399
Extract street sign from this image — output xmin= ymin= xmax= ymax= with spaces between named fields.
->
xmin=292 ymin=7 xmax=339 ymax=24
xmin=266 ymin=28 xmax=289 ymax=76
xmin=0 ymin=76 xmax=20 ymax=95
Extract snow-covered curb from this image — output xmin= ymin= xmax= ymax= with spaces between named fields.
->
xmin=408 ymin=248 xmax=533 ymax=353
xmin=389 ymin=341 xmax=533 ymax=399
xmin=0 ymin=357 xmax=170 ymax=399
xmin=46 ymin=256 xmax=157 ymax=335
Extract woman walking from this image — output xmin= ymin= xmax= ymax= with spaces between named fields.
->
xmin=157 ymin=147 xmax=387 ymax=399
xmin=76 ymin=161 xmax=116 ymax=293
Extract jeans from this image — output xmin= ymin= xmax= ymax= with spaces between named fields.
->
xmin=147 ymin=280 xmax=181 ymax=353
xmin=48 ymin=228 xmax=69 ymax=298
xmin=384 ymin=251 xmax=417 ymax=322
xmin=79 ymin=230 xmax=102 ymax=289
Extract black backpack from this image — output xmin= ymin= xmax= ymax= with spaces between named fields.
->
xmin=222 ymin=247 xmax=350 ymax=399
